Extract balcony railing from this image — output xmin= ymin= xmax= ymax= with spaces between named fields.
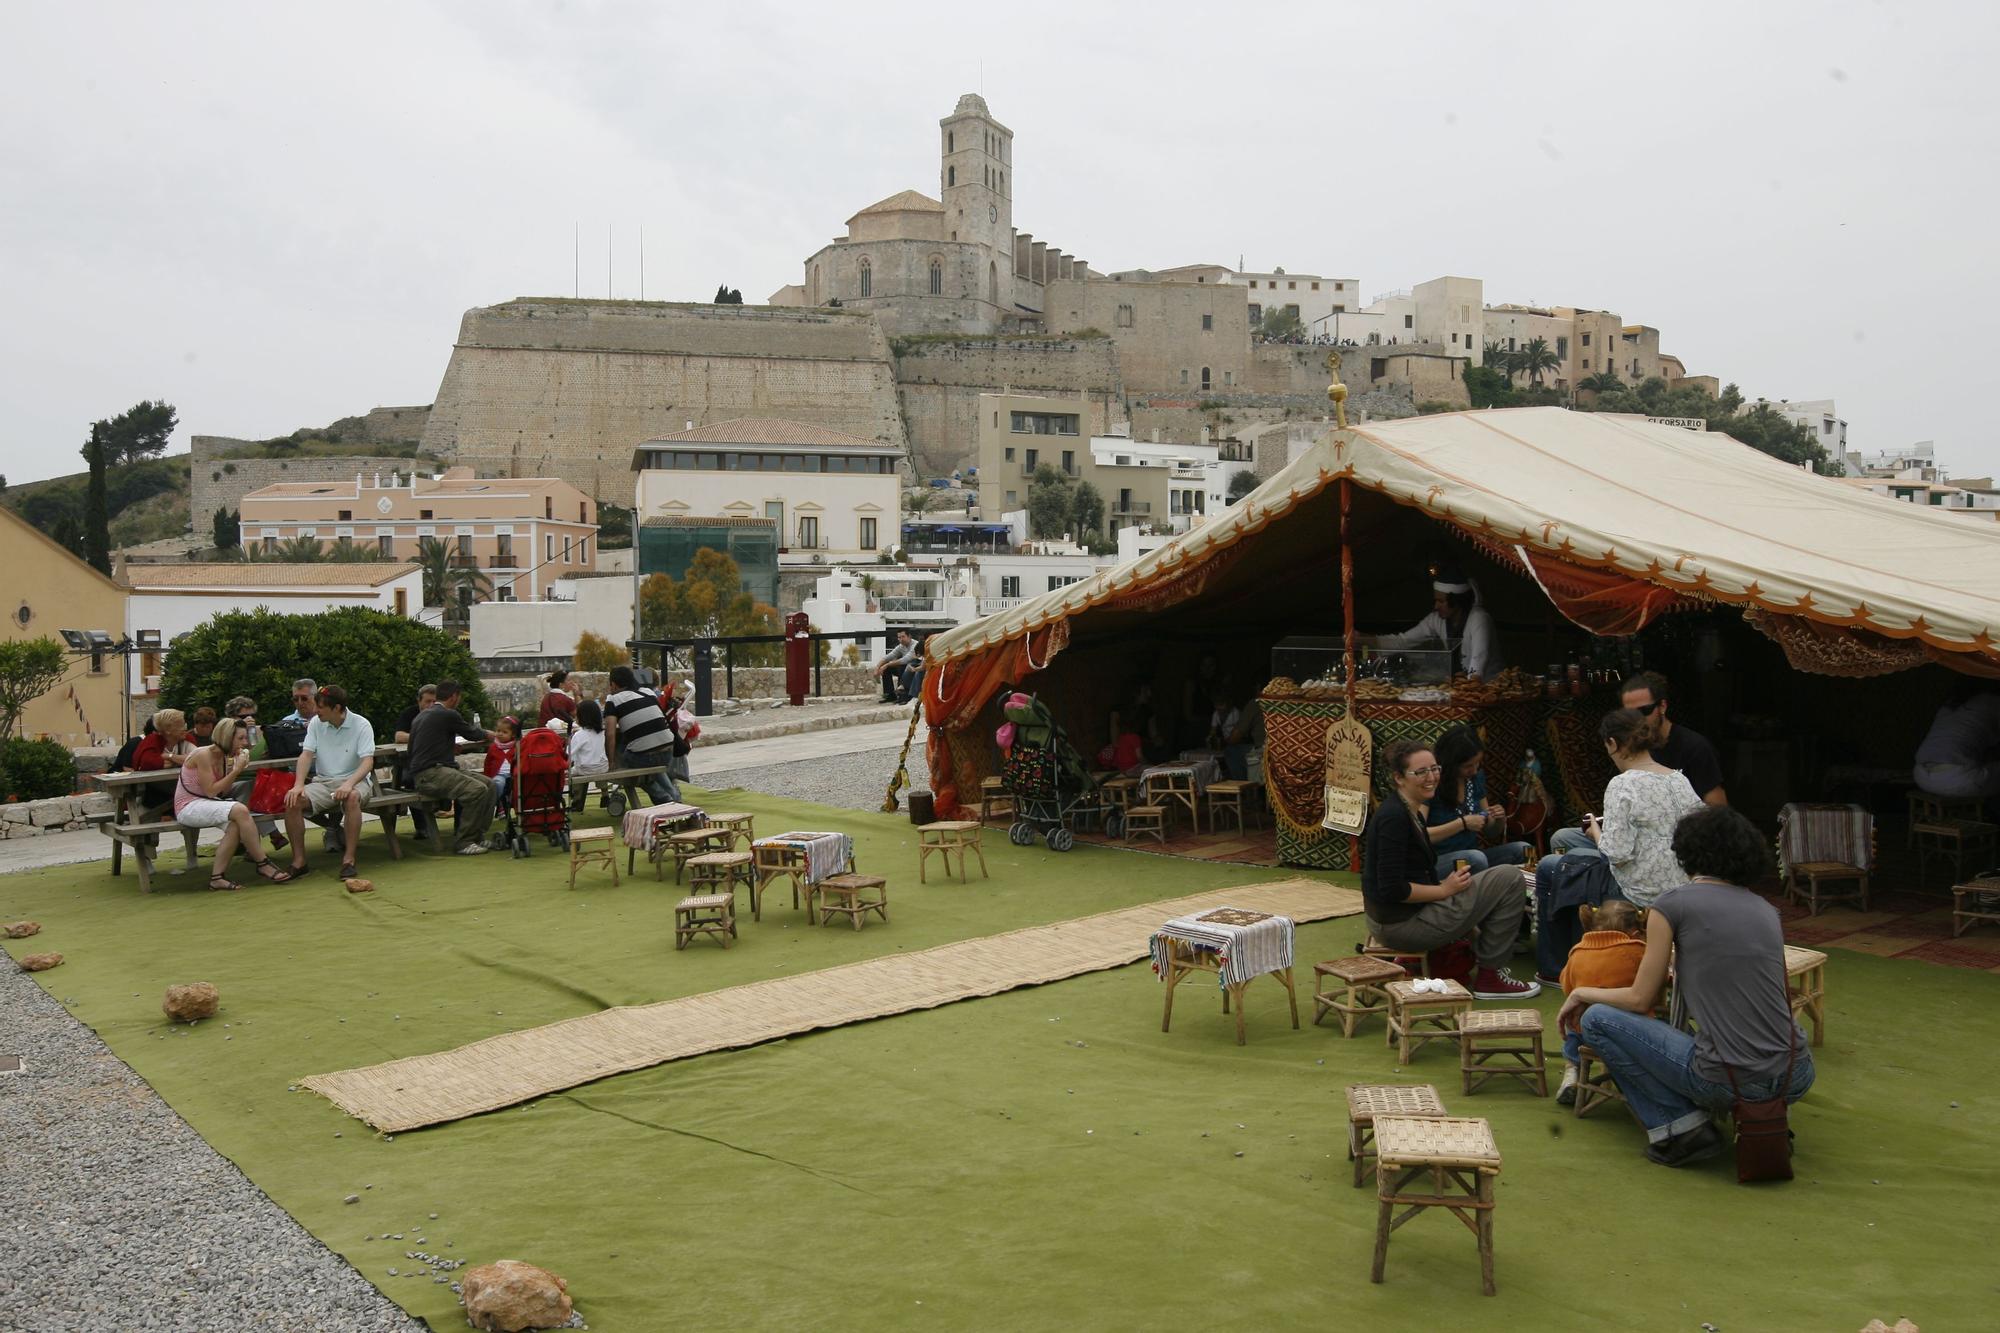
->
xmin=1112 ymin=500 xmax=1152 ymax=515
xmin=448 ymin=553 xmax=479 ymax=567
xmin=878 ymin=595 xmax=945 ymax=614
xmin=490 ymin=554 xmax=518 ymax=568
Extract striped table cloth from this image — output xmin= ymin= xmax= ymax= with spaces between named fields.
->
xmin=621 ymin=802 xmax=706 ymax=851
xmin=757 ymin=830 xmax=854 ymax=885
xmin=1148 ymin=906 xmax=1295 ymax=990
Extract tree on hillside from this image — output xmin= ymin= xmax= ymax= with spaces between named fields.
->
xmin=1026 ymin=463 xmax=1074 ymax=539
xmin=212 ymin=507 xmax=240 ymax=550
xmin=0 ymin=637 xmax=67 ymax=743
xmin=1070 ymin=480 xmax=1105 ymax=536
xmin=102 ymin=400 xmax=178 ymax=465
xmin=1257 ymin=305 xmax=1305 ymax=341
xmin=1226 ymin=470 xmax=1259 ymax=504
xmin=415 ymin=535 xmax=493 ymax=617
xmin=713 ymin=285 xmax=744 ymax=304
xmin=80 ymin=423 xmax=110 ymax=574
xmin=1517 ymin=337 xmax=1559 ymax=388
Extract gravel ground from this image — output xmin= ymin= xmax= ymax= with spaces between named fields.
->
xmin=0 ymin=959 xmax=427 ymax=1333
xmin=697 ymin=737 xmax=925 ymax=811
xmin=0 ymin=742 xmax=906 ymax=1331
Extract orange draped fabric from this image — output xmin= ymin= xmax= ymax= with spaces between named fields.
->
xmin=1508 ymin=543 xmax=1698 ymax=637
xmin=922 ymin=622 xmax=1069 ymax=817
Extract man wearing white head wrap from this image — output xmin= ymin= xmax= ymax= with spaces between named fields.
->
xmin=1380 ymin=570 xmax=1503 ymax=680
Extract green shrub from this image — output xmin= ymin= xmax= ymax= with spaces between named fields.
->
xmin=158 ymin=607 xmax=490 ymax=734
xmin=573 ymin=631 xmax=623 ymax=673
xmin=2 ymin=737 xmax=76 ymax=801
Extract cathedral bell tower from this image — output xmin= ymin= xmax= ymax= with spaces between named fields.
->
xmin=939 ymin=93 xmax=1012 ymax=312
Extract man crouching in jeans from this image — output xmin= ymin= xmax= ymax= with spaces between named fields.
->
xmin=283 ymin=684 xmax=376 ymax=881
xmin=405 ymin=679 xmax=495 ymax=855
xmin=1362 ymin=738 xmax=1540 ymax=999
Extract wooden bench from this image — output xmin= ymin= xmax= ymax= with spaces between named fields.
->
xmin=108 ymin=812 xmax=282 ymax=893
xmin=361 ymin=789 xmax=445 ymax=858
xmin=568 ymin=764 xmax=673 ymax=813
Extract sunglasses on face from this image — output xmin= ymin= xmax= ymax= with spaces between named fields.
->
xmin=1632 ymin=701 xmax=1661 ymax=716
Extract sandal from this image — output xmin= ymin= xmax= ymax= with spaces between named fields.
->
xmin=207 ymin=873 xmax=242 ymax=892
xmin=253 ymin=859 xmax=294 ymax=884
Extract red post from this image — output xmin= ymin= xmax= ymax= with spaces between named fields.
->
xmin=1340 ymin=476 xmax=1360 ymax=870
xmin=783 ymin=612 xmax=811 ymax=707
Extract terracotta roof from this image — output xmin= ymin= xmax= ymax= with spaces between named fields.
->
xmin=851 ymin=189 xmax=944 ymax=218
xmin=635 ymin=418 xmax=901 ymax=451
xmin=123 ymin=563 xmax=417 ymax=589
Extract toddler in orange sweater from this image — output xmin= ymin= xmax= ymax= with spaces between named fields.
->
xmin=1556 ymin=898 xmax=1647 ymax=1106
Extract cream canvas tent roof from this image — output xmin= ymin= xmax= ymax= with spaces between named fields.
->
xmin=927 ymin=406 xmax=2000 ymax=670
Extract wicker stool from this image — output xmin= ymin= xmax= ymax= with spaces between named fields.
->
xmin=1345 ymin=1083 xmax=1447 ymax=1188
xmin=816 ymin=873 xmax=888 ymax=930
xmin=1571 ymin=1044 xmax=1625 ymax=1119
xmin=566 ymin=826 xmax=620 ymax=891
xmin=1362 ymin=936 xmax=1428 ymax=975
xmin=1123 ymin=805 xmax=1167 ymax=845
xmin=1952 ymin=878 xmax=2000 ymax=939
xmin=978 ymin=776 xmax=1015 ymax=824
xmin=1384 ymin=978 xmax=1472 ymax=1065
xmin=664 ymin=827 xmax=732 ymax=883
xmin=1783 ymin=944 xmax=1828 ymax=1046
xmin=1101 ymin=775 xmax=1139 ymax=813
xmin=1783 ymin=859 xmax=1870 ymax=915
xmin=673 ymin=893 xmax=736 ymax=950
xmin=918 ymin=820 xmax=988 ymax=883
xmin=1370 ymin=1115 xmax=1502 ymax=1296
xmin=703 ymin=812 xmax=755 ymax=850
xmin=1458 ymin=1009 xmax=1548 ymax=1096
xmin=1207 ymin=780 xmax=1249 ymax=835
xmin=1314 ymin=956 xmax=1407 ymax=1036
xmin=688 ymin=850 xmax=755 ymax=907
xmin=1914 ymin=819 xmax=1999 ymax=887
xmin=752 ymin=841 xmax=811 ymax=918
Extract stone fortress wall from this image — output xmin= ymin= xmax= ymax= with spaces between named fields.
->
xmin=891 ymin=336 xmax=1125 ymax=477
xmin=418 ymin=300 xmax=908 ymax=503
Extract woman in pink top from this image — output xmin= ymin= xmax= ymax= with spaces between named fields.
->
xmin=176 ymin=717 xmax=293 ymax=890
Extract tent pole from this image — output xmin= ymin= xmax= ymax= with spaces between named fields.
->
xmin=1340 ymin=474 xmax=1359 ymax=870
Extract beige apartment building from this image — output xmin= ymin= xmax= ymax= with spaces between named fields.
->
xmin=974 ymin=393 xmax=1220 ymax=535
xmin=238 ymin=467 xmax=597 ymax=603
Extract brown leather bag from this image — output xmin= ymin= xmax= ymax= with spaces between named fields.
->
xmin=1723 ymin=1017 xmax=1798 ymax=1184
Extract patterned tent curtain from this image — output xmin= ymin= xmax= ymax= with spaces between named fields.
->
xmin=1739 ymin=608 xmax=2000 ymax=678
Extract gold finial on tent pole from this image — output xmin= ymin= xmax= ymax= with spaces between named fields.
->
xmin=1325 ymin=349 xmax=1349 ymax=429
xmin=881 ymin=699 xmax=923 ymax=812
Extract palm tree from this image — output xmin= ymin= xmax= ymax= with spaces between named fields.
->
xmin=272 ymin=535 xmax=327 ymax=562
xmin=327 ymin=537 xmax=383 ymax=563
xmin=415 ymin=536 xmax=492 ymax=621
xmin=1578 ymin=370 xmax=1624 ymax=394
xmin=1518 ymin=337 xmax=1559 ymax=388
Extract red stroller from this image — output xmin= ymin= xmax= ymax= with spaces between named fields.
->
xmin=507 ymin=726 xmax=572 ymax=857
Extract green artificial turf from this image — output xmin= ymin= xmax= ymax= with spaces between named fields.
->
xmin=5 ymin=783 xmax=1997 ymax=1331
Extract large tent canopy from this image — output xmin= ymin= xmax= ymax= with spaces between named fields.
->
xmin=923 ymin=407 xmax=2000 ymax=810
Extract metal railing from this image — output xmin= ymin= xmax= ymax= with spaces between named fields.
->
xmin=626 ymin=628 xmax=899 ymax=715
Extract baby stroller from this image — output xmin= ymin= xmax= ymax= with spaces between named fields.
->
xmin=999 ymin=692 xmax=1114 ymax=851
xmin=506 ymin=726 xmax=572 ymax=857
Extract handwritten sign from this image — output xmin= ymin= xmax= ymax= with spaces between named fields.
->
xmin=1320 ymin=716 xmax=1373 ymax=835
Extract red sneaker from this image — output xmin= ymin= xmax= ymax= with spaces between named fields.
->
xmin=1472 ymin=967 xmax=1542 ymax=1000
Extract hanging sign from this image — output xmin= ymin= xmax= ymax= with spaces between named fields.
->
xmin=1320 ymin=715 xmax=1372 ymax=834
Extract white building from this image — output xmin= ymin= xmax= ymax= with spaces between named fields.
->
xmin=1749 ymin=398 xmax=1847 ymax=462
xmin=1848 ymin=441 xmax=1937 ymax=480
xmin=469 ymin=573 xmax=633 ymax=662
xmin=631 ymin=418 xmax=901 ymax=567
xmin=800 ymin=567 xmax=976 ymax=660
xmin=122 ymin=562 xmax=424 ymax=698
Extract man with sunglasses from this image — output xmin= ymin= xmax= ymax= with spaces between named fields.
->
xmin=1621 ymin=671 xmax=1725 ymax=807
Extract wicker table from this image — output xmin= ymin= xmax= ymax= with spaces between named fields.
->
xmin=1150 ymin=906 xmax=1299 ymax=1046
xmin=1952 ymin=879 xmax=2000 ymax=939
xmin=1370 ymin=1115 xmax=1503 ymax=1296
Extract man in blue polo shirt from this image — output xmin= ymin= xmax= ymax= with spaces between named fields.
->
xmin=282 ymin=684 xmax=376 ymax=879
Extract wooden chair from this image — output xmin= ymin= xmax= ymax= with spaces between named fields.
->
xmin=1952 ymin=878 xmax=2000 ymax=939
xmin=566 ymin=826 xmax=620 ymax=891
xmin=1345 ymin=1083 xmax=1447 ymax=1188
xmin=977 ymin=776 xmax=1015 ymax=824
xmin=664 ymin=827 xmax=733 ymax=883
xmin=1457 ymin=1009 xmax=1548 ymax=1096
xmin=1913 ymin=819 xmax=1999 ymax=888
xmin=1783 ymin=944 xmax=1828 ymax=1047
xmin=1570 ymin=1044 xmax=1625 ymax=1119
xmin=1122 ymin=805 xmax=1166 ymax=845
xmin=673 ymin=893 xmax=736 ymax=949
xmin=1909 ymin=791 xmax=1983 ymax=846
xmin=1313 ymin=956 xmax=1406 ymax=1037
xmin=918 ymin=820 xmax=988 ymax=883
xmin=1383 ymin=978 xmax=1472 ymax=1066
xmin=752 ymin=841 xmax=812 ymax=919
xmin=688 ymin=850 xmax=755 ymax=907
xmin=1776 ymin=802 xmax=1873 ymax=915
xmin=1158 ymin=937 xmax=1299 ymax=1047
xmin=703 ymin=812 xmax=755 ymax=850
xmin=815 ymin=872 xmax=889 ymax=930
xmin=1206 ymin=780 xmax=1250 ymax=836
xmin=1145 ymin=769 xmax=1200 ymax=834
xmin=1370 ymin=1115 xmax=1503 ymax=1296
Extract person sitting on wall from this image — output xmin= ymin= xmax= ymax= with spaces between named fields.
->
xmin=897 ymin=635 xmax=927 ymax=705
xmin=875 ymin=630 xmax=917 ymax=703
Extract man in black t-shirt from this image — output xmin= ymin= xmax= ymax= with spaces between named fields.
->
xmin=1621 ymin=671 xmax=1726 ymax=806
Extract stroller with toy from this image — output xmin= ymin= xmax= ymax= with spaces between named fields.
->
xmin=997 ymin=691 xmax=1114 ymax=850
xmin=505 ymin=725 xmax=572 ymax=856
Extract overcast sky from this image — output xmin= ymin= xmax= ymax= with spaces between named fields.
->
xmin=5 ymin=1 xmax=1996 ymax=483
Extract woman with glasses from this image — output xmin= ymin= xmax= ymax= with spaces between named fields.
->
xmin=1362 ymin=738 xmax=1541 ymax=1000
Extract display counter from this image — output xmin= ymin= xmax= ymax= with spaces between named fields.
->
xmin=1261 ymin=686 xmax=1612 ymax=872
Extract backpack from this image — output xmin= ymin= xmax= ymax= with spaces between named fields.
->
xmin=263 ymin=719 xmax=308 ymax=762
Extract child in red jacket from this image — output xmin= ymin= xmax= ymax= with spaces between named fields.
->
xmin=484 ymin=716 xmax=519 ymax=807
